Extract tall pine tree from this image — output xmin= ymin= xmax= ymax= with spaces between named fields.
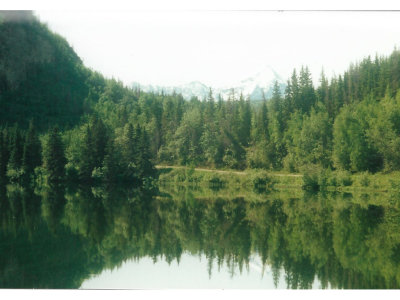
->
xmin=22 ymin=121 xmax=42 ymax=176
xmin=42 ymin=127 xmax=67 ymax=183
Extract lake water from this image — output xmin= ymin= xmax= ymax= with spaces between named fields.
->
xmin=0 ymin=183 xmax=399 ymax=289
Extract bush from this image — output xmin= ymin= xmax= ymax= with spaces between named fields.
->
xmin=390 ymin=179 xmax=400 ymax=190
xmin=301 ymin=165 xmax=324 ymax=191
xmin=336 ymin=170 xmax=353 ymax=186
xmin=317 ymin=169 xmax=332 ymax=188
xmin=65 ymin=163 xmax=79 ymax=181
xmin=359 ymin=172 xmax=370 ymax=187
xmin=249 ymin=171 xmax=274 ymax=192
xmin=91 ymin=167 xmax=103 ymax=181
xmin=327 ymin=174 xmax=338 ymax=187
xmin=6 ymin=167 xmax=25 ymax=182
xmin=207 ymin=174 xmax=225 ymax=187
xmin=302 ymin=172 xmax=320 ymax=191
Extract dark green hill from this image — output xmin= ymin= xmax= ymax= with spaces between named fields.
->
xmin=0 ymin=11 xmax=93 ymax=130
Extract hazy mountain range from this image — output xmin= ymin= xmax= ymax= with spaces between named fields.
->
xmin=132 ymin=66 xmax=286 ymax=101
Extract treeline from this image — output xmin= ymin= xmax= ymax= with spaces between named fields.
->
xmin=3 ymin=11 xmax=400 ymax=180
xmin=0 ymin=118 xmax=155 ymax=184
xmin=114 ymin=50 xmax=400 ymax=174
xmin=0 ymin=11 xmax=155 ymax=184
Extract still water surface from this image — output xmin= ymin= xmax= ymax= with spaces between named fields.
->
xmin=0 ymin=183 xmax=399 ymax=289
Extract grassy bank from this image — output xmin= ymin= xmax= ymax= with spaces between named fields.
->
xmin=302 ymin=168 xmax=400 ymax=192
xmin=157 ymin=165 xmax=301 ymax=191
xmin=157 ymin=165 xmax=400 ymax=193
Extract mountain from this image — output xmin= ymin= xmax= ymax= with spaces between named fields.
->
xmin=132 ymin=81 xmax=209 ymax=100
xmin=132 ymin=66 xmax=286 ymax=101
xmin=0 ymin=10 xmax=93 ymax=130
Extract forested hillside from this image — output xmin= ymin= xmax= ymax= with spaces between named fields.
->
xmin=0 ymin=11 xmax=94 ymax=129
xmin=108 ymin=52 xmax=400 ymax=175
xmin=0 ymin=11 xmax=154 ymax=184
xmin=1 ymin=10 xmax=400 ymax=186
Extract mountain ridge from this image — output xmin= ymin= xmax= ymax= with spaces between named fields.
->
xmin=132 ymin=66 xmax=286 ymax=101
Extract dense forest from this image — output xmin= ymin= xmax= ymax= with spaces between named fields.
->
xmin=1 ymin=11 xmax=400 ymax=186
xmin=0 ymin=11 xmax=155 ymax=184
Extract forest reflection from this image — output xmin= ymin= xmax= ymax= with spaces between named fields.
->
xmin=0 ymin=183 xmax=400 ymax=289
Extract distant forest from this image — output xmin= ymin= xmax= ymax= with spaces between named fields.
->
xmin=1 ymin=11 xmax=400 ymax=185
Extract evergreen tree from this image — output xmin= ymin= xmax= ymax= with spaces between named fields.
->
xmin=8 ymin=125 xmax=24 ymax=171
xmin=257 ymin=97 xmax=269 ymax=139
xmin=79 ymin=124 xmax=95 ymax=181
xmin=298 ymin=66 xmax=316 ymax=114
xmin=137 ymin=127 xmax=155 ymax=178
xmin=102 ymin=139 xmax=121 ymax=183
xmin=91 ymin=116 xmax=108 ymax=168
xmin=238 ymin=96 xmax=252 ymax=147
xmin=268 ymin=81 xmax=286 ymax=169
xmin=42 ymin=127 xmax=67 ymax=182
xmin=121 ymin=123 xmax=138 ymax=180
xmin=22 ymin=121 xmax=42 ymax=176
xmin=0 ymin=129 xmax=9 ymax=179
xmin=200 ymin=121 xmax=223 ymax=167
xmin=204 ymin=88 xmax=215 ymax=124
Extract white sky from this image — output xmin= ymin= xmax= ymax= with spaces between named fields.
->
xmin=32 ymin=7 xmax=400 ymax=88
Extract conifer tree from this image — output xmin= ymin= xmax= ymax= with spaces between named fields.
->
xmin=102 ymin=139 xmax=121 ymax=183
xmin=204 ymin=88 xmax=215 ymax=124
xmin=138 ymin=127 xmax=155 ymax=178
xmin=0 ymin=129 xmax=9 ymax=179
xmin=91 ymin=116 xmax=108 ymax=168
xmin=79 ymin=124 xmax=95 ymax=181
xmin=42 ymin=127 xmax=67 ymax=182
xmin=8 ymin=125 xmax=24 ymax=171
xmin=253 ymin=90 xmax=269 ymax=141
xmin=299 ymin=66 xmax=316 ymax=113
xmin=121 ymin=123 xmax=137 ymax=179
xmin=238 ymin=96 xmax=251 ymax=147
xmin=22 ymin=121 xmax=42 ymax=176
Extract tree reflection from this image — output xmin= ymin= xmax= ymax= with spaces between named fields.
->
xmin=0 ymin=183 xmax=400 ymax=289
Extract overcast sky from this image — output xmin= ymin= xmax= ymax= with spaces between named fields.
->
xmin=35 ymin=10 xmax=400 ymax=88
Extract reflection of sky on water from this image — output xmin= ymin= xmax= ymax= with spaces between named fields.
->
xmin=80 ymin=253 xmax=322 ymax=289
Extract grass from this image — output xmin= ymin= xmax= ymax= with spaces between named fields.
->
xmin=158 ymin=167 xmax=278 ymax=192
xmin=301 ymin=168 xmax=400 ymax=193
xmin=157 ymin=165 xmax=400 ymax=193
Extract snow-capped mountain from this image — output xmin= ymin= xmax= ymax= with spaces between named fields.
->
xmin=131 ymin=66 xmax=286 ymax=101
xmin=131 ymin=81 xmax=210 ymax=100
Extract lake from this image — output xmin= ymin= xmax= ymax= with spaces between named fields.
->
xmin=0 ymin=183 xmax=399 ymax=289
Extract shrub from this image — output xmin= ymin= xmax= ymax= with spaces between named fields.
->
xmin=390 ymin=179 xmax=400 ymax=190
xmin=359 ymin=172 xmax=370 ymax=187
xmin=336 ymin=170 xmax=353 ymax=186
xmin=248 ymin=171 xmax=274 ymax=191
xmin=207 ymin=174 xmax=225 ymax=187
xmin=301 ymin=165 xmax=323 ymax=191
xmin=327 ymin=174 xmax=338 ymax=187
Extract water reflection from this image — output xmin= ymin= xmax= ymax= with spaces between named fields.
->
xmin=0 ymin=183 xmax=400 ymax=289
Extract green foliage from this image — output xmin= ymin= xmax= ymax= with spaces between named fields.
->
xmin=0 ymin=11 xmax=90 ymax=130
xmin=359 ymin=172 xmax=371 ymax=187
xmin=0 ymin=128 xmax=10 ymax=179
xmin=207 ymin=174 xmax=226 ymax=187
xmin=4 ymin=183 xmax=400 ymax=289
xmin=42 ymin=127 xmax=67 ymax=183
xmin=333 ymin=102 xmax=383 ymax=173
xmin=173 ymin=108 xmax=203 ymax=165
xmin=22 ymin=121 xmax=42 ymax=176
xmin=5 ymin=11 xmax=400 ymax=184
xmin=248 ymin=170 xmax=274 ymax=192
xmin=7 ymin=125 xmax=24 ymax=171
xmin=335 ymin=170 xmax=353 ymax=187
xmin=302 ymin=168 xmax=321 ymax=191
